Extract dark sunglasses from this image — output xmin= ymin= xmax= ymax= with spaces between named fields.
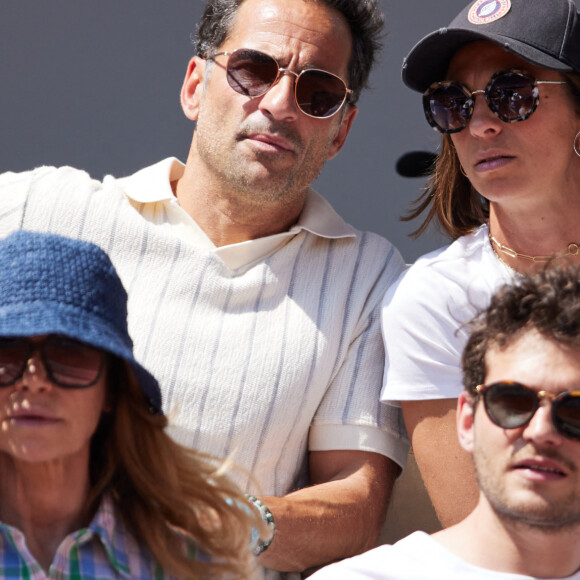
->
xmin=423 ymin=69 xmax=567 ymax=134
xmin=206 ymin=48 xmax=353 ymax=119
xmin=475 ymin=381 xmax=580 ymax=441
xmin=0 ymin=335 xmax=106 ymax=389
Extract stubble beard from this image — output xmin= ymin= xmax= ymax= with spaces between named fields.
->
xmin=194 ymin=100 xmax=334 ymax=207
xmin=474 ymin=443 xmax=580 ymax=533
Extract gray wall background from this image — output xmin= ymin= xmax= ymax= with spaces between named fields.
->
xmin=0 ymin=1 xmax=468 ymax=262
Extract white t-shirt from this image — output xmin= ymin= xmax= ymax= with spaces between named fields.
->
xmin=381 ymin=225 xmax=514 ymax=403
xmin=309 ymin=532 xmax=580 ymax=580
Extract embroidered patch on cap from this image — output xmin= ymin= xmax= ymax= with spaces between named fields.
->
xmin=468 ymin=0 xmax=511 ymax=25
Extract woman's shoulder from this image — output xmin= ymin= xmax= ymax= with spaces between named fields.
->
xmin=412 ymin=225 xmax=491 ymax=273
xmin=382 ymin=224 xmax=513 ymax=330
xmin=388 ymin=225 xmax=501 ymax=300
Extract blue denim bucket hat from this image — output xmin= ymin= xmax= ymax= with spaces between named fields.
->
xmin=0 ymin=230 xmax=162 ymax=414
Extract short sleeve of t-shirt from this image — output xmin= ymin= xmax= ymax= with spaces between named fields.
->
xmin=381 ymin=225 xmax=512 ymax=403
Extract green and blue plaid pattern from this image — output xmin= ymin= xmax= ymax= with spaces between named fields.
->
xmin=0 ymin=497 xmax=174 ymax=579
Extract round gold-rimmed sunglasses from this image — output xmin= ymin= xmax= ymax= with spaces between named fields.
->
xmin=206 ymin=48 xmax=353 ymax=119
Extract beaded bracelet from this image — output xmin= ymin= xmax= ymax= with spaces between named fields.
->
xmin=246 ymin=495 xmax=275 ymax=555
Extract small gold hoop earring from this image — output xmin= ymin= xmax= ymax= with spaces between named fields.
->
xmin=574 ymin=131 xmax=580 ymax=159
xmin=460 ymin=164 xmax=468 ymax=177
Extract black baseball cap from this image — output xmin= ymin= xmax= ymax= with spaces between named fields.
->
xmin=403 ymin=0 xmax=580 ymax=93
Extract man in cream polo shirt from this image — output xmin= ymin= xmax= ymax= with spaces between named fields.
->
xmin=0 ymin=0 xmax=411 ymax=577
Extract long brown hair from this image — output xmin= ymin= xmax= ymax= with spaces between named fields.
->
xmin=402 ymin=134 xmax=488 ymax=240
xmin=87 ymin=360 xmax=267 ymax=579
xmin=403 ymin=71 xmax=580 ymax=240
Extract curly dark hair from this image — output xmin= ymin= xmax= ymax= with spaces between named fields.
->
xmin=194 ymin=0 xmax=384 ymax=104
xmin=462 ymin=265 xmax=580 ymax=394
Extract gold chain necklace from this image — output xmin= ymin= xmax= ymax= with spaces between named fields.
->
xmin=489 ymin=234 xmax=580 ymax=263
xmin=488 ymin=237 xmax=519 ymax=273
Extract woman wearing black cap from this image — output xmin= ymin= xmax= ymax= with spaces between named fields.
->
xmin=0 ymin=230 xmax=267 ymax=579
xmin=381 ymin=0 xmax=580 ymax=527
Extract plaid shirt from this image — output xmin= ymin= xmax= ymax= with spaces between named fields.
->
xmin=0 ymin=496 xmax=177 ymax=579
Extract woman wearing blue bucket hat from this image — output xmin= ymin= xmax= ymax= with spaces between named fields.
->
xmin=0 ymin=230 xmax=266 ymax=579
xmin=381 ymin=0 xmax=580 ymax=527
